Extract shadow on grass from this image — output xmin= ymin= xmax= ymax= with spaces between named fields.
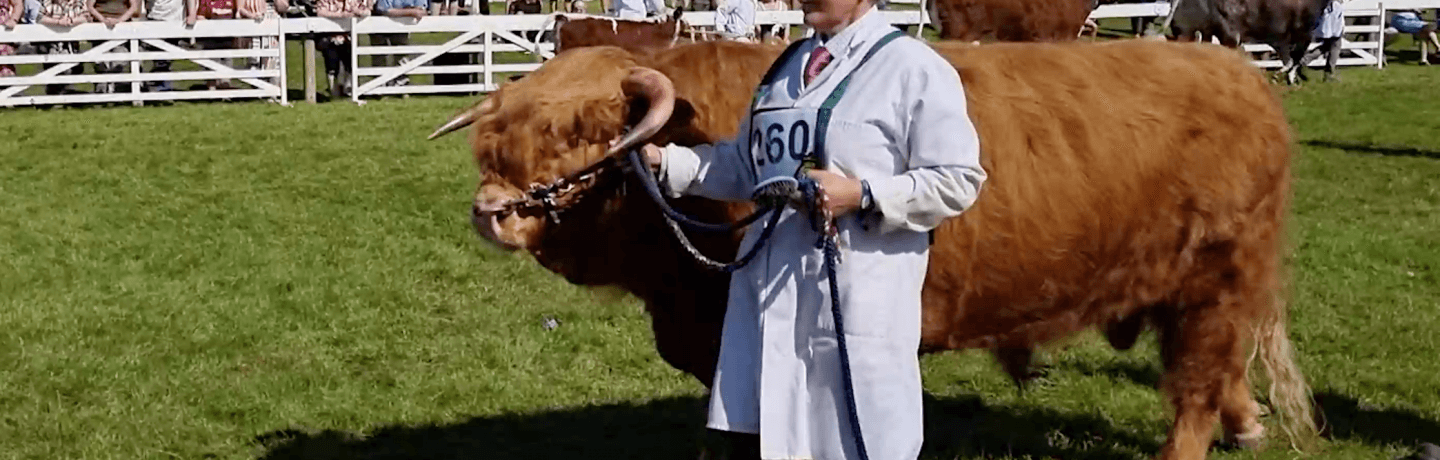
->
xmin=249 ymin=389 xmax=1440 ymax=459
xmin=252 ymin=394 xmax=1163 ymax=460
xmin=1315 ymin=392 xmax=1440 ymax=446
xmin=1303 ymin=139 xmax=1440 ymax=159
xmin=1050 ymin=359 xmax=1440 ymax=449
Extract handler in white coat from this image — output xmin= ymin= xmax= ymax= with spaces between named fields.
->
xmin=635 ymin=0 xmax=986 ymax=457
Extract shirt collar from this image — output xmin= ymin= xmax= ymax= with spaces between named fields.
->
xmin=814 ymin=5 xmax=887 ymax=60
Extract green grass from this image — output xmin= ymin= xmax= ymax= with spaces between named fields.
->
xmin=1 ymin=55 xmax=1438 ymax=460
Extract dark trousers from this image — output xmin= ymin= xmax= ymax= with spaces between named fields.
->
xmin=318 ymin=35 xmax=352 ymax=77
xmin=1303 ymin=37 xmax=1342 ymax=74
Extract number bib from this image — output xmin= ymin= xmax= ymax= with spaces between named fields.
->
xmin=748 ymin=107 xmax=821 ymax=196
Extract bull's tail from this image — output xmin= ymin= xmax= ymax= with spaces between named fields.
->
xmin=1251 ymin=294 xmax=1322 ymax=452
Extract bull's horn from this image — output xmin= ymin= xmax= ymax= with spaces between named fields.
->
xmin=608 ymin=66 xmax=676 ymax=155
xmin=428 ymin=97 xmax=496 ymax=140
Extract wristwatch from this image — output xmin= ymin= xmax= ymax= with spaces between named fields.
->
xmin=860 ymin=179 xmax=875 ymax=212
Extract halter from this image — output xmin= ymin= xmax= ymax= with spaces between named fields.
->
xmin=482 ymin=154 xmax=624 ymax=225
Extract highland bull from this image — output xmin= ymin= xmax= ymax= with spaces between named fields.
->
xmin=924 ymin=0 xmax=1098 ymax=41
xmin=428 ymin=39 xmax=1319 ymax=460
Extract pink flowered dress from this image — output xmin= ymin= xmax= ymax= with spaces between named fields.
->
xmin=1 ymin=0 xmax=15 ymax=77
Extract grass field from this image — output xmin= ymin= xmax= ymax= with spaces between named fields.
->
xmin=2 ymin=44 xmax=1439 ymax=460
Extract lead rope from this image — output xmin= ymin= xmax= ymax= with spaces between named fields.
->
xmin=622 ymin=147 xmax=869 ymax=460
xmin=798 ymin=178 xmax=869 ymax=460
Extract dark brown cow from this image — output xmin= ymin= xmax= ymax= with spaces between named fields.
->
xmin=1168 ymin=0 xmax=1330 ymax=84
xmin=429 ymin=39 xmax=1320 ymax=460
xmin=925 ymin=0 xmax=1097 ymax=41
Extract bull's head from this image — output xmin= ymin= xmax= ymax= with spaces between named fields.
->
xmin=427 ymin=47 xmax=680 ymax=257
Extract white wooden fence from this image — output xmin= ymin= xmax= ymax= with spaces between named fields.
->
xmin=0 ymin=1 xmax=1438 ymax=107
xmin=0 ymin=19 xmax=286 ymax=107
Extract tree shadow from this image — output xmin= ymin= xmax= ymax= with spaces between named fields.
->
xmin=1303 ymin=139 xmax=1440 ymax=159
xmin=1314 ymin=391 xmax=1440 ymax=446
xmin=252 ymin=394 xmax=1162 ymax=460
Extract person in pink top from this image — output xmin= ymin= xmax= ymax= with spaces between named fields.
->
xmin=1 ymin=0 xmax=20 ymax=77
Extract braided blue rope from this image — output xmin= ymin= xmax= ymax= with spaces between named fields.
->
xmin=798 ymin=178 xmax=869 ymax=460
xmin=621 ymin=147 xmax=868 ymax=460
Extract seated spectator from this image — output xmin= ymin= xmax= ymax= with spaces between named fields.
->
xmin=2 ymin=0 xmax=17 ymax=77
xmin=315 ymin=0 xmax=368 ymax=99
xmin=372 ymin=0 xmax=425 ymax=87
xmin=39 ymin=0 xmax=88 ymax=95
xmin=141 ymin=0 xmax=190 ymax=91
xmin=88 ymin=0 xmax=139 ymax=93
xmin=1388 ymin=10 xmax=1440 ymax=64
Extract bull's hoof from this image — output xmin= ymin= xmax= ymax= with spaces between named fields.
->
xmin=1222 ymin=424 xmax=1266 ymax=451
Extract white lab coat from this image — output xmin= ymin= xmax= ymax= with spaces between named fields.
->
xmin=657 ymin=7 xmax=987 ymax=459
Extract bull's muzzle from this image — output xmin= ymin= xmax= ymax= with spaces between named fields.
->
xmin=471 ymin=198 xmax=520 ymax=251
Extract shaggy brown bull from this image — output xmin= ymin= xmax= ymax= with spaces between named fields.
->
xmin=925 ymin=0 xmax=1097 ymax=41
xmin=429 ymin=39 xmax=1319 ymax=460
xmin=549 ymin=10 xmax=688 ymax=55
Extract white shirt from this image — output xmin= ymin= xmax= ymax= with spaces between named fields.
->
xmin=613 ymin=0 xmax=664 ymax=19
xmin=146 ymin=0 xmax=186 ymax=21
xmin=714 ymin=0 xmax=755 ymax=38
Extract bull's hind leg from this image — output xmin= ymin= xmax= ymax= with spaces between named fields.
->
xmin=1154 ymin=293 xmax=1254 ymax=460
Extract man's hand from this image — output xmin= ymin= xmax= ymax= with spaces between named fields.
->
xmin=640 ymin=144 xmax=663 ymax=173
xmin=805 ymin=169 xmax=863 ymax=217
xmin=103 ymin=16 xmax=120 ymax=27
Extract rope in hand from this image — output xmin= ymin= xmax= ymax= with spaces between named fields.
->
xmin=621 ymin=147 xmax=869 ymax=460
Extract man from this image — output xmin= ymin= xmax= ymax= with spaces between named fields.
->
xmin=372 ymin=0 xmax=427 ymax=87
xmin=633 ymin=0 xmax=987 ymax=457
xmin=611 ymin=0 xmax=662 ymax=19
xmin=88 ymin=0 xmax=139 ymax=93
xmin=1302 ymin=0 xmax=1343 ymax=81
xmin=142 ymin=0 xmax=194 ymax=92
xmin=713 ymin=0 xmax=756 ymax=41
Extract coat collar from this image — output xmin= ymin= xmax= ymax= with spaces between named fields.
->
xmin=813 ymin=6 xmax=889 ymax=61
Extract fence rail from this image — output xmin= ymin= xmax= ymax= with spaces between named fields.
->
xmin=0 ymin=1 xmax=1437 ymax=107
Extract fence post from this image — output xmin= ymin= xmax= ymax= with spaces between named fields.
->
xmin=1378 ymin=1 xmax=1386 ymax=69
xmin=484 ymin=29 xmax=493 ymax=91
xmin=279 ymin=18 xmax=290 ymax=106
xmin=305 ymin=37 xmax=317 ymax=103
xmin=350 ymin=17 xmax=360 ymax=104
xmin=130 ymin=38 xmax=142 ymax=107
